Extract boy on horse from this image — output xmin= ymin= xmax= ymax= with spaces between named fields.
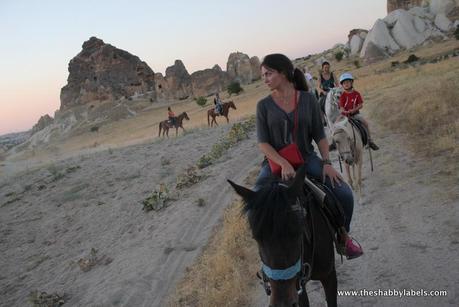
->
xmin=167 ymin=107 xmax=176 ymax=126
xmin=338 ymin=73 xmax=379 ymax=150
xmin=214 ymin=93 xmax=223 ymax=115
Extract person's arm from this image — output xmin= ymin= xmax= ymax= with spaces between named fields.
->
xmin=350 ymin=92 xmax=363 ymax=113
xmin=317 ymin=138 xmax=342 ymax=187
xmin=258 ymin=143 xmax=295 ymax=181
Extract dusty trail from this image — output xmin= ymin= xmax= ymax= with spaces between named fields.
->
xmin=252 ymin=124 xmax=458 ymax=306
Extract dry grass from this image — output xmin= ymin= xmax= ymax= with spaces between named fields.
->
xmin=359 ymin=57 xmax=459 ymax=159
xmin=169 ymin=201 xmax=258 ymax=307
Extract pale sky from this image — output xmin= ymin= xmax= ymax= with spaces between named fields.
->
xmin=0 ymin=0 xmax=386 ymax=135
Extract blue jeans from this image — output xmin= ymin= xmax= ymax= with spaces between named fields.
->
xmin=254 ymin=153 xmax=354 ymax=232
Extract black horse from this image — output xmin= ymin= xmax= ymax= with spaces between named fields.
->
xmin=228 ymin=166 xmax=338 ymax=307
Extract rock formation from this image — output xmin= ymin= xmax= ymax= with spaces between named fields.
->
xmin=359 ymin=2 xmax=457 ymax=63
xmin=226 ymin=52 xmax=253 ymax=85
xmin=388 ymin=0 xmax=424 ymax=13
xmin=31 ymin=114 xmax=54 ymax=134
xmin=250 ymin=56 xmax=261 ymax=81
xmin=60 ymin=37 xmax=156 ymax=110
xmin=164 ymin=60 xmax=192 ymax=100
xmin=190 ymin=65 xmax=229 ymax=97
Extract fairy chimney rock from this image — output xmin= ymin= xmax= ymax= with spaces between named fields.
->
xmin=60 ymin=36 xmax=156 ymax=110
xmin=165 ymin=60 xmax=193 ymax=100
xmin=226 ymin=52 xmax=253 ymax=85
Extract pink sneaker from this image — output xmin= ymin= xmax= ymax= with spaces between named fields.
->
xmin=345 ymin=238 xmax=363 ymax=259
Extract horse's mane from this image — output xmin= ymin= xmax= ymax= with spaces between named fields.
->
xmin=243 ymin=177 xmax=304 ymax=242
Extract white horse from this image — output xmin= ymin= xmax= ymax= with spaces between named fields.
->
xmin=324 ymin=87 xmax=364 ymax=201
xmin=332 ymin=117 xmax=364 ymax=201
xmin=324 ymin=87 xmax=344 ymax=146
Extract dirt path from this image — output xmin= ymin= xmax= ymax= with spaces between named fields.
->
xmin=0 ymin=123 xmax=261 ymax=307
xmin=252 ymin=123 xmax=459 ymax=306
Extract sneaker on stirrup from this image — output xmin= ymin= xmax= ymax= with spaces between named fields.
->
xmin=345 ymin=238 xmax=363 ymax=260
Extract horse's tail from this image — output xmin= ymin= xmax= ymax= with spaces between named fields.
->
xmin=158 ymin=122 xmax=162 ymax=137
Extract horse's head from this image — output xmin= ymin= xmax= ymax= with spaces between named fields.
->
xmin=228 ymin=101 xmax=237 ymax=110
xmin=333 ymin=118 xmax=355 ymax=165
xmin=228 ymin=166 xmax=307 ymax=306
xmin=325 ymin=87 xmax=344 ymax=124
xmin=182 ymin=112 xmax=190 ymax=121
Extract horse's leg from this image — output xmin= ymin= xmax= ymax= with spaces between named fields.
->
xmin=345 ymin=163 xmax=353 ymax=189
xmin=158 ymin=124 xmax=161 ymax=138
xmin=175 ymin=127 xmax=178 ymax=137
xmin=320 ymin=269 xmax=338 ymax=307
xmin=358 ymin=158 xmax=363 ymax=200
xmin=225 ymin=115 xmax=229 ymax=123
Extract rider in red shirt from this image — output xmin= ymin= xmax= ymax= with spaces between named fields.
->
xmin=339 ymin=73 xmax=379 ymax=150
xmin=167 ymin=107 xmax=176 ymax=126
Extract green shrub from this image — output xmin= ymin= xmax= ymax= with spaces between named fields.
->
xmin=354 ymin=60 xmax=361 ymax=68
xmin=194 ymin=96 xmax=207 ymax=107
xmin=404 ymin=54 xmax=420 ymax=63
xmin=142 ymin=184 xmax=170 ymax=211
xmin=454 ymin=25 xmax=459 ymax=40
xmin=227 ymin=81 xmax=243 ymax=96
xmin=335 ymin=51 xmax=344 ymax=62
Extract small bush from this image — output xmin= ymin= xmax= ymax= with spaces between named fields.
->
xmin=404 ymin=54 xmax=420 ymax=64
xmin=455 ymin=25 xmax=459 ymax=40
xmin=90 ymin=126 xmax=99 ymax=132
xmin=142 ymin=184 xmax=170 ymax=211
xmin=197 ymin=116 xmax=255 ymax=169
xmin=227 ymin=81 xmax=243 ymax=96
xmin=194 ymin=96 xmax=207 ymax=107
xmin=176 ymin=167 xmax=202 ymax=189
xmin=29 ymin=290 xmax=68 ymax=307
xmin=196 ymin=198 xmax=206 ymax=207
xmin=335 ymin=51 xmax=344 ymax=62
xmin=354 ymin=60 xmax=361 ymax=68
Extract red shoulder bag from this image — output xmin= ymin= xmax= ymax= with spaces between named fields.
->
xmin=268 ymin=91 xmax=304 ymax=176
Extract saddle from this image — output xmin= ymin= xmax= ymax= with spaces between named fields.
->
xmin=349 ymin=117 xmax=368 ymax=146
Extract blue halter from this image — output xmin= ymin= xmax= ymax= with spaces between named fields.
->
xmin=262 ymin=259 xmax=301 ymax=280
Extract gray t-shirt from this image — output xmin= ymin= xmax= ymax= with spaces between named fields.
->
xmin=256 ymin=91 xmax=325 ymax=159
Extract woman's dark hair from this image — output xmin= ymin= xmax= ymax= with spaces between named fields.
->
xmin=261 ymin=53 xmax=308 ymax=91
xmin=168 ymin=107 xmax=171 ymax=111
xmin=322 ymin=61 xmax=330 ymax=68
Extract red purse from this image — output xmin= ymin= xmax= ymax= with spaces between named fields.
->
xmin=268 ymin=91 xmax=304 ymax=176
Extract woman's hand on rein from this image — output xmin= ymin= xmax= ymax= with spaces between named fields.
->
xmin=280 ymin=161 xmax=296 ymax=181
xmin=323 ymin=164 xmax=342 ymax=188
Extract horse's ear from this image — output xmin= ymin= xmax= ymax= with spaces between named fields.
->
xmin=288 ymin=165 xmax=306 ymax=195
xmin=227 ymin=180 xmax=255 ymax=201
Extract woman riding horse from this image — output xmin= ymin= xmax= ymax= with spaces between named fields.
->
xmin=254 ymin=54 xmax=363 ymax=258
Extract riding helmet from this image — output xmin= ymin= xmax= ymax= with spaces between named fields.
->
xmin=339 ymin=72 xmax=354 ymax=84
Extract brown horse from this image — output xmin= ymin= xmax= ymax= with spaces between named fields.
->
xmin=158 ymin=112 xmax=190 ymax=138
xmin=207 ymin=101 xmax=237 ymax=127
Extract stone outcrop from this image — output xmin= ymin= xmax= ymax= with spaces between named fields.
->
xmin=359 ymin=2 xmax=457 ymax=63
xmin=429 ymin=0 xmax=456 ymax=15
xmin=226 ymin=52 xmax=253 ymax=85
xmin=190 ymin=65 xmax=229 ymax=97
xmin=250 ymin=56 xmax=261 ymax=81
xmin=31 ymin=114 xmax=54 ymax=134
xmin=60 ymin=37 xmax=156 ymax=110
xmin=388 ymin=0 xmax=424 ymax=13
xmin=348 ymin=29 xmax=368 ymax=55
xmin=164 ymin=60 xmax=192 ymax=100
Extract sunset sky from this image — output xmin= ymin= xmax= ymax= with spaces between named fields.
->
xmin=0 ymin=0 xmax=386 ymax=135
